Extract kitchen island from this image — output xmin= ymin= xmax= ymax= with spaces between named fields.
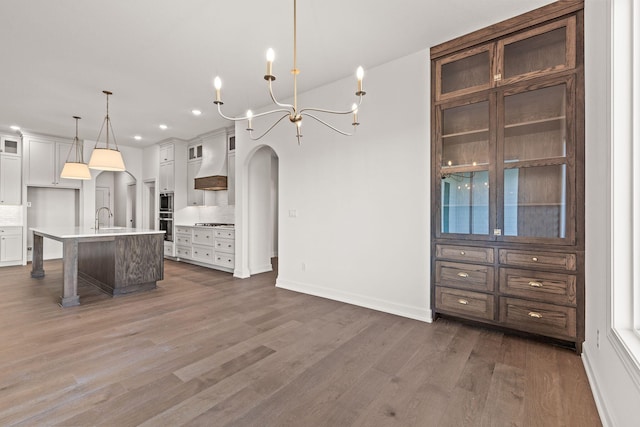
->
xmin=30 ymin=227 xmax=165 ymax=307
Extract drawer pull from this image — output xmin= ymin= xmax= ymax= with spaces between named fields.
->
xmin=532 ymin=257 xmax=539 ymax=262
xmin=460 ymin=251 xmax=465 ymax=255
xmin=457 ymin=299 xmax=469 ymax=305
xmin=528 ymin=311 xmax=543 ymax=319
xmin=457 ymin=272 xmax=469 ymax=278
xmin=529 ymin=281 xmax=543 ymax=288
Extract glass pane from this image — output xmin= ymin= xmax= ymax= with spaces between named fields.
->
xmin=441 ymin=51 xmax=490 ymax=94
xmin=504 ymin=165 xmax=566 ymax=238
xmin=504 ymin=85 xmax=567 ymax=162
xmin=442 ymin=101 xmax=489 ymax=168
xmin=3 ymin=139 xmax=18 ymax=154
xmin=504 ymin=27 xmax=566 ymax=78
xmin=441 ymin=171 xmax=489 ymax=235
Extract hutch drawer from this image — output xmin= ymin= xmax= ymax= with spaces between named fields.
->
xmin=215 ymin=238 xmax=234 ymax=254
xmin=499 ymin=268 xmax=576 ymax=306
xmin=435 ymin=244 xmax=494 ymax=263
xmin=499 ymin=297 xmax=576 ymax=339
xmin=174 ymin=234 xmax=191 ymax=246
xmin=175 ymin=226 xmax=192 ymax=235
xmin=435 ymin=287 xmax=495 ymax=321
xmin=214 ymin=229 xmax=235 ymax=239
xmin=215 ymin=253 xmax=235 ymax=267
xmin=435 ymin=261 xmax=494 ymax=292
xmin=498 ymin=249 xmax=576 ymax=271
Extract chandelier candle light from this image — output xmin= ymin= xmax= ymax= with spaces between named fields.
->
xmin=60 ymin=116 xmax=91 ymax=180
xmin=213 ymin=0 xmax=366 ymax=144
xmin=88 ymin=90 xmax=126 ymax=171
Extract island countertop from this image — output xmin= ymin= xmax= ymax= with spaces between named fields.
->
xmin=30 ymin=227 xmax=165 ymax=240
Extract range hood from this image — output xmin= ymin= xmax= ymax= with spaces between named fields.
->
xmin=194 ymin=175 xmax=227 ymax=191
xmin=194 ymin=131 xmax=228 ymax=191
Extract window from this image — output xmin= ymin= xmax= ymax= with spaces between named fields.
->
xmin=610 ymin=0 xmax=640 ymax=380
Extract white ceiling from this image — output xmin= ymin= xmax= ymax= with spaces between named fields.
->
xmin=0 ymin=0 xmax=553 ymax=147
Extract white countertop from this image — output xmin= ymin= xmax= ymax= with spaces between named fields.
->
xmin=31 ymin=227 xmax=165 ymax=239
xmin=177 ymin=224 xmax=235 ymax=229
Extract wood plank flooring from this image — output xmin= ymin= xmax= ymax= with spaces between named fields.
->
xmin=0 ymin=259 xmax=601 ymax=426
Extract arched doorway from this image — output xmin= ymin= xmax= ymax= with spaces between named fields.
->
xmin=247 ymin=145 xmax=279 ymax=274
xmin=95 ymin=170 xmax=137 ymax=228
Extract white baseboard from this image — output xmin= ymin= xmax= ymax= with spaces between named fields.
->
xmin=275 ymin=277 xmax=432 ymax=323
xmin=250 ymin=263 xmax=273 ymax=275
xmin=582 ymin=344 xmax=613 ymax=427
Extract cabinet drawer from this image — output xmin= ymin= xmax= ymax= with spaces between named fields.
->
xmin=163 ymin=244 xmax=173 ymax=257
xmin=174 ymin=234 xmax=191 ymax=246
xmin=436 ymin=287 xmax=495 ymax=321
xmin=0 ymin=227 xmax=22 ymax=236
xmin=436 ymin=244 xmax=494 ymax=263
xmin=215 ymin=238 xmax=234 ymax=254
xmin=499 ymin=268 xmax=576 ymax=306
xmin=175 ymin=246 xmax=192 ymax=259
xmin=175 ymin=226 xmax=192 ymax=235
xmin=499 ymin=249 xmax=576 ymax=271
xmin=215 ymin=253 xmax=235 ymax=268
xmin=500 ymin=297 xmax=576 ymax=339
xmin=435 ymin=261 xmax=494 ymax=292
xmin=214 ymin=229 xmax=235 ymax=239
xmin=192 ymin=244 xmax=214 ymax=263
xmin=192 ymin=229 xmax=214 ymax=246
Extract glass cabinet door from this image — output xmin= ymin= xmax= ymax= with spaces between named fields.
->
xmin=435 ymin=44 xmax=493 ymax=101
xmin=499 ymin=81 xmax=573 ymax=243
xmin=438 ymin=99 xmax=492 ymax=237
xmin=497 ymin=17 xmax=576 ymax=86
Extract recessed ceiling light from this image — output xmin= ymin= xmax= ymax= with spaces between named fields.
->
xmin=134 ymin=135 xmax=142 ymax=141
xmin=191 ymin=109 xmax=202 ymax=116
xmin=10 ymin=125 xmax=20 ymax=131
xmin=159 ymin=124 xmax=168 ymax=130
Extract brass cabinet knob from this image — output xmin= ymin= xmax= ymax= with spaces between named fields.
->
xmin=460 ymin=251 xmax=465 ymax=255
xmin=457 ymin=272 xmax=469 ymax=278
xmin=532 ymin=257 xmax=539 ymax=262
xmin=528 ymin=311 xmax=543 ymax=319
xmin=529 ymin=281 xmax=543 ymax=288
xmin=457 ymin=299 xmax=469 ymax=305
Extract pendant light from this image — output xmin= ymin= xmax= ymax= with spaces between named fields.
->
xmin=60 ymin=116 xmax=91 ymax=180
xmin=88 ymin=90 xmax=126 ymax=171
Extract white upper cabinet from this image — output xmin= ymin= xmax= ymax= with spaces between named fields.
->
xmin=26 ymin=137 xmax=81 ymax=188
xmin=0 ymin=155 xmax=21 ymax=205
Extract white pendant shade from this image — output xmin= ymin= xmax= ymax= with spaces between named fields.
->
xmin=60 ymin=162 xmax=92 ymax=180
xmin=88 ymin=148 xmax=126 ymax=171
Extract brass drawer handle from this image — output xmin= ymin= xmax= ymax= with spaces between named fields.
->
xmin=532 ymin=257 xmax=539 ymax=262
xmin=528 ymin=281 xmax=543 ymax=288
xmin=457 ymin=272 xmax=469 ymax=278
xmin=460 ymin=251 xmax=465 ymax=255
xmin=457 ymin=299 xmax=469 ymax=305
xmin=528 ymin=311 xmax=543 ymax=319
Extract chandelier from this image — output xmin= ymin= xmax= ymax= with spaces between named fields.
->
xmin=213 ymin=0 xmax=366 ymax=144
xmin=88 ymin=90 xmax=126 ymax=171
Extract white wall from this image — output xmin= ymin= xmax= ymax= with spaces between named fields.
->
xmin=234 ymin=49 xmax=431 ymax=321
xmin=582 ymin=0 xmax=640 ymax=425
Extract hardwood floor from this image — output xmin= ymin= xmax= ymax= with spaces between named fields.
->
xmin=0 ymin=259 xmax=601 ymax=426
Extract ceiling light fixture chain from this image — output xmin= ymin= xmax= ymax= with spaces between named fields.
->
xmin=60 ymin=115 xmax=92 ymax=180
xmin=213 ymin=0 xmax=366 ymax=145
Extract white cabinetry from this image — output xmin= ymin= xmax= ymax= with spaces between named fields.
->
xmin=0 ymin=154 xmax=21 ymax=205
xmin=187 ymin=159 xmax=204 ymax=206
xmin=0 ymin=226 xmax=22 ymax=266
xmin=159 ymin=143 xmax=174 ymax=192
xmin=26 ymin=137 xmax=80 ymax=188
xmin=174 ymin=225 xmax=235 ymax=272
xmin=0 ymin=136 xmax=20 ymax=156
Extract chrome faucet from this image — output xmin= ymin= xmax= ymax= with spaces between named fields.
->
xmin=95 ymin=206 xmax=113 ymax=229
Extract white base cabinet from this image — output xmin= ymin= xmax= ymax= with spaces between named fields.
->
xmin=174 ymin=225 xmax=234 ymax=272
xmin=0 ymin=226 xmax=23 ymax=266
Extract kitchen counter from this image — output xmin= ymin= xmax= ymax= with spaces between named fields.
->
xmin=30 ymin=227 xmax=165 ymax=307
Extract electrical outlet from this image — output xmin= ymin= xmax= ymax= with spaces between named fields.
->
xmin=597 ymin=329 xmax=600 ymax=348
xmin=27 ymin=201 xmax=32 ymax=207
